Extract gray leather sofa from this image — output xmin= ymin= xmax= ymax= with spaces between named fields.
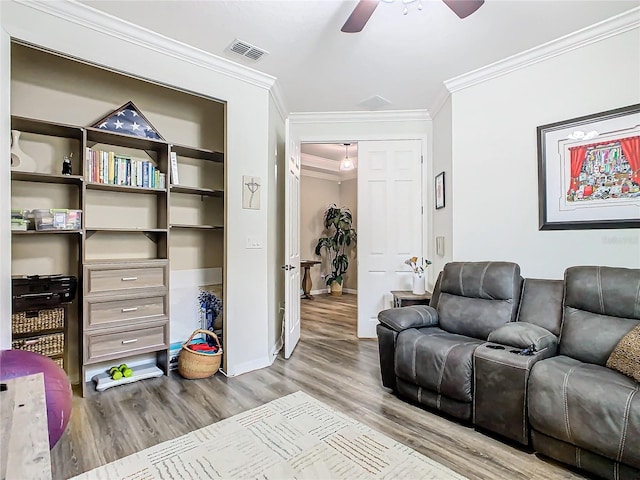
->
xmin=528 ymin=266 xmax=640 ymax=480
xmin=377 ymin=262 xmax=640 ymax=480
xmin=377 ymin=261 xmax=523 ymax=421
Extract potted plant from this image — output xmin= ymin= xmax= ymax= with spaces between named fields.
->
xmin=315 ymin=204 xmax=357 ymax=296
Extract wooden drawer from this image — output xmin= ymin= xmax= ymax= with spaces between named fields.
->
xmin=86 ymin=263 xmax=167 ymax=295
xmin=86 ymin=294 xmax=167 ymax=329
xmin=85 ymin=323 xmax=168 ymax=363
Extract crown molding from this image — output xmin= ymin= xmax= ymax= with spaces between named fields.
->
xmin=14 ymin=0 xmax=277 ymax=91
xmin=290 ymin=110 xmax=431 ymax=124
xmin=302 ymin=153 xmax=340 ymax=172
xmin=428 ymin=85 xmax=451 ymax=118
xmin=269 ymin=80 xmax=289 ymax=120
xmin=445 ymin=7 xmax=640 ymax=93
xmin=301 ymin=169 xmax=341 ymax=182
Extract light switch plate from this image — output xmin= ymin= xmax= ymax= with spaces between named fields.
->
xmin=436 ymin=236 xmax=445 ymax=256
xmin=246 ymin=236 xmax=262 ymax=249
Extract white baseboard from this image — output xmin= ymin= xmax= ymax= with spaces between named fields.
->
xmin=310 ymin=288 xmax=358 ymax=296
xmin=270 ymin=338 xmax=283 ymax=360
xmin=224 ymin=356 xmax=272 ymax=377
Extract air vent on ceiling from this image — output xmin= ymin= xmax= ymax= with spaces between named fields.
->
xmin=226 ymin=39 xmax=269 ymax=62
xmin=358 ymin=95 xmax=392 ymax=110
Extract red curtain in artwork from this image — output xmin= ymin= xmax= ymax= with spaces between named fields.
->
xmin=620 ymin=136 xmax=640 ymax=184
xmin=568 ymin=146 xmax=587 ymax=194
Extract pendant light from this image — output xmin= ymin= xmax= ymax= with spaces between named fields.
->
xmin=340 ymin=143 xmax=354 ymax=171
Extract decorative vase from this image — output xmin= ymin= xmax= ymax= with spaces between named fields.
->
xmin=10 ymin=130 xmax=37 ymax=172
xmin=330 ymin=280 xmax=343 ymax=296
xmin=412 ymin=272 xmax=426 ymax=295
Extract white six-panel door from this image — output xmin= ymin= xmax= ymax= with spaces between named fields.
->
xmin=357 ymin=140 xmax=423 ymax=338
xmin=284 ymin=119 xmax=301 ymax=358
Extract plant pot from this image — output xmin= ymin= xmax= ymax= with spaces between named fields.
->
xmin=330 ymin=281 xmax=343 ymax=296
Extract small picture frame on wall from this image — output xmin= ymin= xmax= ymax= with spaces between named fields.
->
xmin=242 ymin=175 xmax=261 ymax=210
xmin=435 ymin=172 xmax=445 ymax=209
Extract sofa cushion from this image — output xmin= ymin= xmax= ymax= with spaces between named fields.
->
xmin=529 ymin=356 xmax=640 ymax=469
xmin=559 ymin=308 xmax=638 ymax=366
xmin=607 ymin=324 xmax=640 ymax=383
xmin=395 ymin=327 xmax=484 ymax=403
xmin=565 ymin=266 xmax=640 ymax=320
xmin=516 ymin=278 xmax=564 ymax=336
xmin=560 ymin=266 xmax=640 ymax=365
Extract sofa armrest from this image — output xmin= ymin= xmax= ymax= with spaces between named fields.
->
xmin=378 ymin=305 xmax=439 ymax=332
xmin=488 ymin=322 xmax=557 ymax=352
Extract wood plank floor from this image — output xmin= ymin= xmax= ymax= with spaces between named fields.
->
xmin=51 ymin=293 xmax=590 ymax=479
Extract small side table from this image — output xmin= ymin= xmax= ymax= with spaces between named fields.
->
xmin=300 ymin=260 xmax=321 ymax=299
xmin=391 ymin=290 xmax=432 ymax=308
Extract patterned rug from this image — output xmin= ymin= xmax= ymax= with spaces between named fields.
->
xmin=72 ymin=391 xmax=466 ymax=479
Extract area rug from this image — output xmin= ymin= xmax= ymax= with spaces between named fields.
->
xmin=72 ymin=391 xmax=466 ymax=479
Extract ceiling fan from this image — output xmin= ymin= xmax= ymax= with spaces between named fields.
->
xmin=342 ymin=0 xmax=485 ymax=33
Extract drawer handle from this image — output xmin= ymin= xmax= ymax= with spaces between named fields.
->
xmin=24 ymin=339 xmax=39 ymax=345
xmin=121 ymin=339 xmax=138 ymax=345
xmin=121 ymin=277 xmax=138 ymax=282
xmin=121 ymin=307 xmax=139 ymax=313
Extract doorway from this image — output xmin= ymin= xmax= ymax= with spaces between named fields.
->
xmin=299 ymin=142 xmax=358 ymax=337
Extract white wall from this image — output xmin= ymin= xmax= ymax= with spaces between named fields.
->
xmin=300 ymin=174 xmax=341 ymax=292
xmin=451 ymin=28 xmax=640 ymax=278
xmin=1 ymin=1 xmax=274 ymax=375
xmin=267 ymin=96 xmax=285 ymax=359
xmin=0 ymin=20 xmax=11 ymax=349
xmin=339 ymin=177 xmax=358 ymax=290
xmin=431 ymin=96 xmax=453 ymax=277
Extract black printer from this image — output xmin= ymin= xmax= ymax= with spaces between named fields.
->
xmin=12 ymin=275 xmax=78 ymax=311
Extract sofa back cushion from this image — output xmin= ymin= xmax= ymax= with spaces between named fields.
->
xmin=433 ymin=261 xmax=522 ymax=339
xmin=560 ymin=266 xmax=640 ymax=365
xmin=516 ymin=278 xmax=564 ymax=336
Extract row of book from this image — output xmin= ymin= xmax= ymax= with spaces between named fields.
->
xmin=85 ymin=148 xmax=166 ymax=189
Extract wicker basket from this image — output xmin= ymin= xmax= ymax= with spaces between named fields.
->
xmin=12 ymin=307 xmax=64 ymax=335
xmin=12 ymin=332 xmax=64 ymax=357
xmin=178 ymin=329 xmax=223 ymax=380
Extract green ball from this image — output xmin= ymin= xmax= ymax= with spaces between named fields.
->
xmin=109 ymin=367 xmax=119 ymax=375
xmin=112 ymin=370 xmax=123 ymax=380
xmin=118 ymin=363 xmax=128 ymax=372
xmin=123 ymin=368 xmax=133 ymax=378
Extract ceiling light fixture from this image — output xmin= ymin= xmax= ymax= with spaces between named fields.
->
xmin=340 ymin=144 xmax=354 ymax=171
xmin=382 ymin=0 xmax=423 ymax=16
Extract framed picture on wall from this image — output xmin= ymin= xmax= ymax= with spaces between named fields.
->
xmin=537 ymin=104 xmax=640 ymax=230
xmin=435 ymin=172 xmax=445 ymax=210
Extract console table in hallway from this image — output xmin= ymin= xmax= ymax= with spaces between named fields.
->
xmin=300 ymin=260 xmax=321 ymax=299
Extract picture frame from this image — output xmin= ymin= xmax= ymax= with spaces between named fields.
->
xmin=242 ymin=175 xmax=261 ymax=210
xmin=537 ymin=104 xmax=640 ymax=230
xmin=435 ymin=171 xmax=445 ymax=210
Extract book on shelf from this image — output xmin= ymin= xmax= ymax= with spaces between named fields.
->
xmin=170 ymin=151 xmax=180 ymax=185
xmin=85 ymin=147 xmax=164 ymax=189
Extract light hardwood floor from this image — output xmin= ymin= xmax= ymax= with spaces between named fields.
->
xmin=51 ymin=294 xmax=590 ymax=479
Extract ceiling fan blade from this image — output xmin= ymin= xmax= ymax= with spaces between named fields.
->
xmin=442 ymin=0 xmax=484 ymax=19
xmin=341 ymin=0 xmax=380 ymax=33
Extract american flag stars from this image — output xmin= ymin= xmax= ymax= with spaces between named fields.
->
xmin=91 ymin=101 xmax=164 ymax=140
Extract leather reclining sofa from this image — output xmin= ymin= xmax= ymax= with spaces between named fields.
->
xmin=376 ymin=261 xmax=640 ymax=480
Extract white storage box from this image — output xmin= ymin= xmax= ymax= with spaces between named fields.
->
xmin=34 ymin=209 xmax=82 ymax=231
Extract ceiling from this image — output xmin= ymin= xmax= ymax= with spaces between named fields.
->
xmin=80 ymin=0 xmax=636 ymax=114
xmin=77 ymin=1 xmax=636 ymax=165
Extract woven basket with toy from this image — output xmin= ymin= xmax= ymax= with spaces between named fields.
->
xmin=178 ymin=329 xmax=223 ymax=379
